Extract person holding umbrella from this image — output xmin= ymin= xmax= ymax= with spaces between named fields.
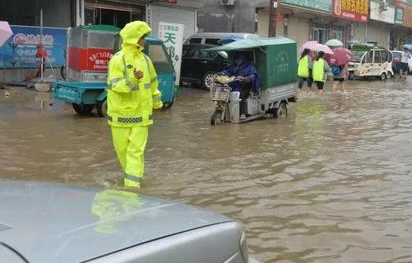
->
xmin=297 ymin=48 xmax=313 ymax=97
xmin=325 ymin=47 xmax=352 ymax=93
xmin=331 ymin=64 xmax=348 ymax=93
xmin=313 ymin=51 xmax=330 ymax=97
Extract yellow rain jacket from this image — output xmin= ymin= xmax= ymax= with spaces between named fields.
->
xmin=107 ymin=21 xmax=163 ymax=127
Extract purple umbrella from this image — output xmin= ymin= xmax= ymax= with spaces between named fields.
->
xmin=0 ymin=21 xmax=13 ymax=47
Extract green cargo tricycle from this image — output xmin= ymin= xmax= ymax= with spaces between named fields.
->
xmin=207 ymin=37 xmax=297 ymax=125
xmin=52 ymin=25 xmax=177 ymax=117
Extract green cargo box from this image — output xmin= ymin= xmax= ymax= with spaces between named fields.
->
xmin=207 ymin=37 xmax=297 ymax=90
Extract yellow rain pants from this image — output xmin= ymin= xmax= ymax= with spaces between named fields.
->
xmin=111 ymin=126 xmax=149 ymax=188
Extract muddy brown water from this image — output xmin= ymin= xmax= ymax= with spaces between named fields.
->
xmin=1 ymin=79 xmax=412 ymax=262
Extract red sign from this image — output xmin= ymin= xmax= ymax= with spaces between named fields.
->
xmin=332 ymin=0 xmax=369 ymax=22
xmin=87 ymin=49 xmax=113 ymax=71
xmin=68 ymin=48 xmax=113 ymax=72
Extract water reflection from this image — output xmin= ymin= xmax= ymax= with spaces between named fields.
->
xmin=1 ymin=81 xmax=412 ymax=262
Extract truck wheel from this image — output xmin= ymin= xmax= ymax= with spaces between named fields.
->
xmin=202 ymin=72 xmax=216 ymax=91
xmin=211 ymin=110 xmax=223 ymax=126
xmin=97 ymin=99 xmax=107 ymax=118
xmin=275 ymin=102 xmax=288 ymax=119
xmin=348 ymin=71 xmax=355 ymax=80
xmin=380 ymin=73 xmax=386 ymax=81
xmin=72 ymin=103 xmax=94 ymax=116
xmin=162 ymin=95 xmax=175 ymax=109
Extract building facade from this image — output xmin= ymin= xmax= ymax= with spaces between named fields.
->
xmin=0 ymin=0 xmax=201 ymax=83
xmin=198 ymin=0 xmax=412 ymax=50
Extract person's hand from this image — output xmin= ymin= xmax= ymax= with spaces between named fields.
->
xmin=134 ymin=69 xmax=144 ymax=80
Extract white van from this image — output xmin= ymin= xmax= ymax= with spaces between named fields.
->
xmin=348 ymin=47 xmax=394 ymax=80
xmin=184 ymin=32 xmax=259 ymax=45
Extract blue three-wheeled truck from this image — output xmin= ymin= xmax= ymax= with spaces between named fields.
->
xmin=52 ymin=25 xmax=177 ymax=117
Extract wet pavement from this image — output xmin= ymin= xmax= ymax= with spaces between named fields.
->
xmin=1 ymin=78 xmax=412 ymax=263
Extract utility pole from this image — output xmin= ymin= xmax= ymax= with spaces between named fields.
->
xmin=268 ymin=0 xmax=276 ymax=37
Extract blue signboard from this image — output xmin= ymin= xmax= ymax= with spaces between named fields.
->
xmin=0 ymin=25 xmax=67 ymax=68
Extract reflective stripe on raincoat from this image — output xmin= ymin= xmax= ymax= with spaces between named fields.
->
xmin=107 ymin=21 xmax=163 ymax=127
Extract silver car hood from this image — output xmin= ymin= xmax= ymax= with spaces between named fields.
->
xmin=0 ymin=182 xmax=230 ymax=263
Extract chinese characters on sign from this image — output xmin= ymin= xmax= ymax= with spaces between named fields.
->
xmin=333 ymin=0 xmax=369 ymax=22
xmin=0 ymin=26 xmax=67 ymax=68
xmin=395 ymin=0 xmax=412 ymax=28
xmin=158 ymin=22 xmax=184 ymax=85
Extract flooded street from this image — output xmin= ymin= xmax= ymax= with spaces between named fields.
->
xmin=1 ymin=78 xmax=412 ymax=263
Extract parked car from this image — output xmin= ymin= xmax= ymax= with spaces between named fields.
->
xmin=391 ymin=50 xmax=402 ymax=74
xmin=180 ymin=44 xmax=230 ymax=89
xmin=184 ymin=32 xmax=259 ymax=45
xmin=0 ymin=181 xmax=262 ymax=263
xmin=390 ymin=50 xmax=412 ymax=74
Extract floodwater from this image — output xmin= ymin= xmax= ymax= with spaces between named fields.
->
xmin=1 ymin=78 xmax=412 ymax=263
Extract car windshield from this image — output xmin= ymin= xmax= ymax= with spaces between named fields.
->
xmin=352 ymin=51 xmax=366 ymax=62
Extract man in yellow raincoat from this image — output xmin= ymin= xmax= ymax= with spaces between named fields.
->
xmin=107 ymin=21 xmax=163 ymax=188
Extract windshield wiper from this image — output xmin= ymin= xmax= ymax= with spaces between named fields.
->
xmin=0 ymin=242 xmax=30 ymax=263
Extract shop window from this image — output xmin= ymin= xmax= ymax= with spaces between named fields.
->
xmin=85 ymin=6 xmax=143 ymax=28
xmin=85 ymin=9 xmax=95 ymax=25
xmin=312 ymin=27 xmax=328 ymax=44
xmin=332 ymin=30 xmax=344 ymax=42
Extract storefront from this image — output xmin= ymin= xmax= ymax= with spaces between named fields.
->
xmin=354 ymin=1 xmax=395 ymax=48
xmin=257 ymin=0 xmax=333 ymax=48
xmin=81 ymin=0 xmax=199 ymax=42
xmin=331 ymin=0 xmax=369 ymax=46
xmin=83 ymin=0 xmax=146 ymax=28
xmin=391 ymin=0 xmax=412 ymax=49
xmin=146 ymin=0 xmax=200 ymax=42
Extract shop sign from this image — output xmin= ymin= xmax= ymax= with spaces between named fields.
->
xmin=395 ymin=6 xmax=404 ymax=25
xmin=370 ymin=1 xmax=395 ymax=24
xmin=281 ymin=0 xmax=332 ymax=13
xmin=332 ymin=0 xmax=369 ymax=22
xmin=158 ymin=22 xmax=184 ymax=85
xmin=395 ymin=0 xmax=412 ymax=27
xmin=0 ymin=25 xmax=67 ymax=68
